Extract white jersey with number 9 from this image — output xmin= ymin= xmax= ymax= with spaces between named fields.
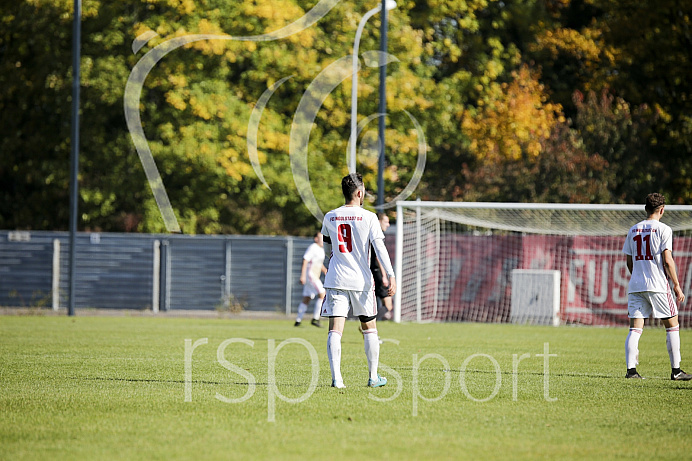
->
xmin=321 ymin=205 xmax=384 ymax=292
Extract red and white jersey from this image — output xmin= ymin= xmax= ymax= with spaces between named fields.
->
xmin=321 ymin=205 xmax=384 ymax=291
xmin=622 ymin=219 xmax=673 ymax=293
xmin=303 ymin=243 xmax=325 ymax=281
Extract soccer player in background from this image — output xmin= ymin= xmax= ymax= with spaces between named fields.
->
xmin=622 ymin=193 xmax=692 ymax=380
xmin=294 ymin=231 xmax=327 ymax=328
xmin=321 ymin=173 xmax=396 ymax=388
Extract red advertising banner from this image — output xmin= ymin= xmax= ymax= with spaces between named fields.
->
xmin=423 ymin=235 xmax=692 ymax=325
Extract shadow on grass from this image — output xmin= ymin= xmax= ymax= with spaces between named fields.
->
xmin=71 ymin=376 xmax=328 ymax=387
xmin=71 ymin=369 xmax=692 ymax=386
xmin=393 ymin=367 xmax=691 ymax=381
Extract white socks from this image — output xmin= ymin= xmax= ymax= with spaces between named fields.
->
xmin=295 ymin=303 xmax=308 ymax=323
xmin=626 ymin=328 xmax=642 ymax=369
xmin=329 ymin=327 xmax=381 ymax=384
xmin=296 ymin=297 xmax=324 ymax=322
xmin=667 ymin=326 xmax=681 ymax=369
xmin=627 ymin=326 xmax=683 ymax=370
xmin=362 ymin=329 xmax=380 ymax=381
xmin=327 ymin=330 xmax=343 ymax=384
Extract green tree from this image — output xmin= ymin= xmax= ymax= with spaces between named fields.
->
xmin=3 ymin=0 xmax=691 ymax=234
xmin=1 ymin=1 xmax=76 ymax=230
xmin=528 ymin=0 xmax=692 ymax=201
xmin=0 ymin=0 xmax=433 ymax=234
xmin=573 ymin=89 xmax=660 ymax=202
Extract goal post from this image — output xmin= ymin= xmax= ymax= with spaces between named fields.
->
xmin=394 ymin=201 xmax=692 ymax=326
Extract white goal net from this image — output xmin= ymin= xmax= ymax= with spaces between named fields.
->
xmin=394 ymin=201 xmax=692 ymax=327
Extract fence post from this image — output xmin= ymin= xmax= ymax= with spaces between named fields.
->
xmin=52 ymin=239 xmax=61 ymax=311
xmin=160 ymin=240 xmax=171 ymax=311
xmin=224 ymin=240 xmax=232 ymax=299
xmin=285 ymin=238 xmax=293 ymax=316
xmin=152 ymin=240 xmax=160 ymax=313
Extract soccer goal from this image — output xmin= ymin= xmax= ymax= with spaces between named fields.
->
xmin=394 ymin=201 xmax=692 ymax=327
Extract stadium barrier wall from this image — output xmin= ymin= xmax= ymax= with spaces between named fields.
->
xmin=0 ymin=230 xmax=315 ymax=313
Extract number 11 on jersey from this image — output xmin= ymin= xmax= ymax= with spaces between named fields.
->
xmin=633 ymin=234 xmax=653 ymax=261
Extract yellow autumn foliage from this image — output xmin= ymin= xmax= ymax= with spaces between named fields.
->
xmin=165 ymin=90 xmax=187 ymax=111
xmin=462 ymin=65 xmax=562 ymax=162
xmin=533 ymin=27 xmax=602 ymax=62
xmin=219 ymin=148 xmax=252 ymax=181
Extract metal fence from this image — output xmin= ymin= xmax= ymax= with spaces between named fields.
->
xmin=0 ymin=230 xmax=313 ymax=313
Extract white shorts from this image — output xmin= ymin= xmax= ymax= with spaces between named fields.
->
xmin=302 ymin=277 xmax=325 ymax=299
xmin=321 ymin=288 xmax=376 ymax=318
xmin=628 ymin=291 xmax=678 ymax=319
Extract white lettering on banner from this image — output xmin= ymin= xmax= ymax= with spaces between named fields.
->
xmin=568 ymin=259 xmax=632 ymax=307
xmin=431 ymin=235 xmax=689 ymax=322
xmin=588 ymin=260 xmax=608 ymax=304
xmin=568 ymin=259 xmax=585 ymax=303
xmin=612 ymin=260 xmax=629 ymax=304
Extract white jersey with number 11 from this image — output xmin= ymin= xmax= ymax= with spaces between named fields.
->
xmin=622 ymin=219 xmax=673 ymax=294
xmin=321 ymin=206 xmax=384 ymax=292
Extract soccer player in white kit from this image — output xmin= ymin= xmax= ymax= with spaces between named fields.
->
xmin=622 ymin=193 xmax=691 ymax=380
xmin=321 ymin=174 xmax=396 ymax=388
xmin=294 ymin=232 xmax=327 ymax=328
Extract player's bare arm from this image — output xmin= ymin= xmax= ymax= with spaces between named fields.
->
xmin=663 ymin=249 xmax=685 ymax=303
xmin=300 ymin=259 xmax=308 ymax=285
xmin=377 ymin=258 xmax=389 ymax=288
xmin=626 ymin=254 xmax=633 ymax=274
xmin=387 ymin=275 xmax=396 ymax=297
xmin=299 ymin=258 xmax=308 ymax=285
xmin=371 ymin=237 xmax=395 ymax=296
xmin=323 ymin=240 xmax=331 ymax=270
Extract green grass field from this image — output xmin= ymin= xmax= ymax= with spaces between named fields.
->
xmin=1 ymin=315 xmax=691 ymax=460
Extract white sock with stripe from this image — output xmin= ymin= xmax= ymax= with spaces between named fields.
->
xmin=666 ymin=326 xmax=681 ymax=369
xmin=327 ymin=330 xmax=343 ymax=384
xmin=295 ymin=303 xmax=308 ymax=322
xmin=626 ymin=328 xmax=642 ymax=369
xmin=362 ymin=329 xmax=380 ymax=381
xmin=313 ymin=297 xmax=323 ymax=321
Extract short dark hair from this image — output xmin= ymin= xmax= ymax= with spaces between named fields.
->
xmin=341 ymin=173 xmax=363 ymax=201
xmin=645 ymin=193 xmax=665 ymax=214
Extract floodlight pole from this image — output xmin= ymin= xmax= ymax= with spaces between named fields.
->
xmin=68 ymin=0 xmax=82 ymax=317
xmin=349 ymin=1 xmax=396 ymax=175
xmin=377 ymin=0 xmax=390 ymax=212
xmin=349 ymin=5 xmax=381 ymax=174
